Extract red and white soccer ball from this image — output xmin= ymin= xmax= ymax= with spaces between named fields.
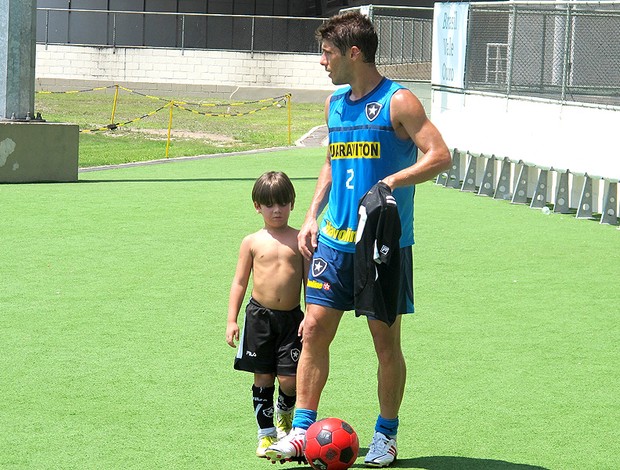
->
xmin=304 ymin=417 xmax=359 ymax=470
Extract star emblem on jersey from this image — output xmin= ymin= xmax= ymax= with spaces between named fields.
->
xmin=365 ymin=102 xmax=382 ymax=121
xmin=312 ymin=258 xmax=328 ymax=277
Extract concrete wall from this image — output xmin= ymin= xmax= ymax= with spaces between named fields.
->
xmin=431 ymin=88 xmax=620 ymax=217
xmin=431 ymin=90 xmax=620 ymax=181
xmin=35 ymin=44 xmax=336 ymax=102
xmin=35 ymin=44 xmax=433 ymax=107
xmin=0 ymin=122 xmax=79 ymax=183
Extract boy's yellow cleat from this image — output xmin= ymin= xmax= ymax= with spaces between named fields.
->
xmin=275 ymin=409 xmax=293 ymax=439
xmin=256 ymin=434 xmax=277 ymax=458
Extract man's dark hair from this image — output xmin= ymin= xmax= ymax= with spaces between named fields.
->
xmin=252 ymin=171 xmax=296 ymax=206
xmin=315 ymin=11 xmax=378 ymax=64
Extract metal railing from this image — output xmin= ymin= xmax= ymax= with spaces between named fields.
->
xmin=37 ymin=8 xmax=324 ymax=54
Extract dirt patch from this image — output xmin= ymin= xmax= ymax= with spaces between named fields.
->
xmin=136 ymin=128 xmax=237 ymax=142
xmin=100 ymin=127 xmax=238 ymax=143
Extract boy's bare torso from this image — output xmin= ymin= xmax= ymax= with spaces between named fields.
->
xmin=249 ymin=226 xmax=304 ymax=311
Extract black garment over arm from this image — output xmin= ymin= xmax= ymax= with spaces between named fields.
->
xmin=354 ymin=182 xmax=402 ymax=326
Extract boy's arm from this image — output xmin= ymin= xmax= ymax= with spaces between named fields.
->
xmin=226 ymin=236 xmax=253 ymax=347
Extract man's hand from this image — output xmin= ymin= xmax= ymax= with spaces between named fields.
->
xmin=298 ymin=216 xmax=318 ymax=260
xmin=298 ymin=318 xmax=305 ymax=340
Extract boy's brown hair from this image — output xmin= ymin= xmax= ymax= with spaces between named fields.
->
xmin=252 ymin=171 xmax=296 ymax=207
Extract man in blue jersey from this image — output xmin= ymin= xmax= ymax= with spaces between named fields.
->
xmin=266 ymin=10 xmax=451 ymax=468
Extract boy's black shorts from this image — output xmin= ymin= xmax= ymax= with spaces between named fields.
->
xmin=234 ymin=298 xmax=303 ymax=376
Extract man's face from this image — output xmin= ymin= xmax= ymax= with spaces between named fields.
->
xmin=319 ymin=40 xmax=350 ymax=86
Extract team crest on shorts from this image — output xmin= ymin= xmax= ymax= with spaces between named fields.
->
xmin=312 ymin=258 xmax=328 ymax=277
xmin=291 ymin=349 xmax=300 ymax=362
xmin=365 ymin=102 xmax=382 ymax=121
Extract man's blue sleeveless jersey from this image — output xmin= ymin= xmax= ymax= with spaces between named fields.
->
xmin=320 ymin=77 xmax=418 ymax=253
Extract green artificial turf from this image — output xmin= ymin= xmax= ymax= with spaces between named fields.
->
xmin=0 ymin=148 xmax=618 ymax=469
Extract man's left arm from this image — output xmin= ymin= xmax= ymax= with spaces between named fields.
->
xmin=382 ymin=89 xmax=451 ymax=189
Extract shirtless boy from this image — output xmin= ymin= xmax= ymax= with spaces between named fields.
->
xmin=225 ymin=171 xmax=307 ymax=458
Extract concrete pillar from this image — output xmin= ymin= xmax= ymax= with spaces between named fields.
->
xmin=0 ymin=0 xmax=37 ymax=120
xmin=0 ymin=1 xmax=78 ymax=183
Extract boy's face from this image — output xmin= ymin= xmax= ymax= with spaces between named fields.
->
xmin=254 ymin=201 xmax=293 ymax=228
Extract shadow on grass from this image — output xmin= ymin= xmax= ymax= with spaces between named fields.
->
xmin=273 ymin=455 xmax=549 ymax=470
xmin=390 ymin=456 xmax=550 ymax=469
xmin=78 ymin=177 xmax=319 ymax=184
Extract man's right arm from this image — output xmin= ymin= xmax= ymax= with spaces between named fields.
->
xmin=298 ymin=154 xmax=332 ymax=259
xmin=298 ymin=94 xmax=333 ymax=259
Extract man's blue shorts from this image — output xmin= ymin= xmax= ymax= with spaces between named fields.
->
xmin=305 ymin=242 xmax=414 ymax=316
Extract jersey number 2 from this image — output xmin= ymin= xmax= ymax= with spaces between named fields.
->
xmin=346 ymin=169 xmax=354 ymax=189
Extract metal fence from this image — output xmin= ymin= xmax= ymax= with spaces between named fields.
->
xmin=342 ymin=5 xmax=434 ymax=81
xmin=466 ymin=1 xmax=620 ymax=106
xmin=37 ymin=8 xmax=324 ymax=54
xmin=37 ymin=6 xmax=434 ymax=80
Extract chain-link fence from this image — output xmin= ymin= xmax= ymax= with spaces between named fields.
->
xmin=466 ymin=1 xmax=620 ymax=106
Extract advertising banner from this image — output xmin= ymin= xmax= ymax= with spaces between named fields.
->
xmin=431 ymin=2 xmax=470 ymax=89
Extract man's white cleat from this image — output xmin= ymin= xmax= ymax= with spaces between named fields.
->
xmin=364 ymin=431 xmax=397 ymax=467
xmin=265 ymin=427 xmax=307 ymax=463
